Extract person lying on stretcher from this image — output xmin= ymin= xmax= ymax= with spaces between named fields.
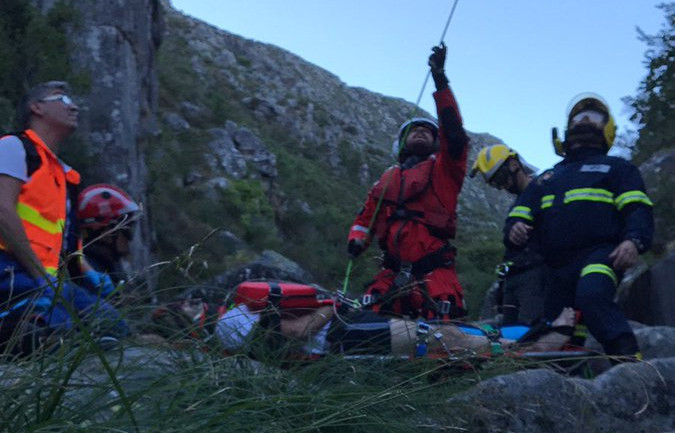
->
xmin=216 ymin=303 xmax=577 ymax=357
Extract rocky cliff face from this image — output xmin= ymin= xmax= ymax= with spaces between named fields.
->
xmin=159 ymin=3 xmax=511 ymax=212
xmin=32 ymin=0 xmax=163 ymax=282
xmin=169 ymin=9 xmax=409 ymax=168
xmin=140 ymin=3 xmax=513 ymax=292
xmin=71 ymin=0 xmax=162 ymax=282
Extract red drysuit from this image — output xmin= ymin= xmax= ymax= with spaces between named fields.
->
xmin=348 ymin=86 xmax=470 ymax=320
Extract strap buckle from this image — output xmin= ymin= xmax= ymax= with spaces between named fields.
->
xmin=362 ymin=293 xmax=379 ymax=306
xmin=495 ymin=261 xmax=512 ymax=279
xmin=416 ymin=321 xmax=430 ymax=337
xmin=415 ymin=321 xmax=431 ymax=357
xmin=267 ymin=283 xmax=283 ymax=310
xmin=393 ymin=262 xmax=413 ymax=287
xmin=336 ymin=292 xmax=361 ymax=310
xmin=437 ymin=300 xmax=452 ymax=316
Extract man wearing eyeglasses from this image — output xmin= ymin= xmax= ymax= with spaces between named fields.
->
xmin=470 ymin=144 xmax=547 ymax=325
xmin=0 ymin=81 xmax=128 ymax=355
xmin=504 ymin=94 xmax=654 ymax=363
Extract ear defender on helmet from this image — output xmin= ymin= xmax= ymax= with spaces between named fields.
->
xmin=393 ymin=117 xmax=439 ymax=162
xmin=554 ymin=93 xmax=617 ymax=155
xmin=601 ymin=113 xmax=616 ymax=147
xmin=551 ymin=127 xmax=565 ymax=156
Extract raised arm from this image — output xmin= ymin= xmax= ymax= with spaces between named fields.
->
xmin=429 ymin=43 xmax=469 ymax=162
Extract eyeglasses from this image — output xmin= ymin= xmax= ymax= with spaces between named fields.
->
xmin=569 ymin=110 xmax=606 ymax=129
xmin=488 ymin=164 xmax=511 ymax=188
xmin=410 ymin=125 xmax=433 ymax=134
xmin=39 ymin=94 xmax=75 ymax=106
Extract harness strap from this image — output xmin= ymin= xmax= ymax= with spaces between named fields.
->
xmin=375 ymin=263 xmax=414 ymax=316
xmin=361 ymin=244 xmax=461 ymax=319
xmin=382 ymin=203 xmax=451 ymax=244
xmin=362 ymin=273 xmax=465 ymax=321
xmin=257 ymin=282 xmax=283 ymax=348
xmin=383 ymin=243 xmax=456 ymax=277
xmin=497 ymin=259 xmax=544 ymax=279
xmin=262 ymin=283 xmax=282 ymax=327
xmin=244 ymin=283 xmax=289 ymax=361
xmin=387 ymin=207 xmax=425 ymax=223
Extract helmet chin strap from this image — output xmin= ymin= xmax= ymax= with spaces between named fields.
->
xmin=564 ymin=125 xmax=607 ymax=152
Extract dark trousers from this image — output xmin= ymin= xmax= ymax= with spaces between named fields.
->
xmin=544 ymin=245 xmax=635 ymax=352
xmin=502 ymin=266 xmax=546 ymax=325
xmin=0 ymin=254 xmax=129 ymax=339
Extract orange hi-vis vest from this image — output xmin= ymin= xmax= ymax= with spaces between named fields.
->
xmin=0 ymin=129 xmax=80 ymax=276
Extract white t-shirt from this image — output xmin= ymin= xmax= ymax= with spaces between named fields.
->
xmin=0 ymin=135 xmax=29 ymax=181
xmin=0 ymin=134 xmax=75 ymax=181
xmin=216 ymin=304 xmax=329 ymax=354
xmin=216 ymin=304 xmax=262 ymax=351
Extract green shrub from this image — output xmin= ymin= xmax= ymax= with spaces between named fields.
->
xmin=0 ymin=0 xmax=82 ymax=127
xmin=220 ymin=179 xmax=280 ymax=248
xmin=455 ymin=233 xmax=504 ymax=319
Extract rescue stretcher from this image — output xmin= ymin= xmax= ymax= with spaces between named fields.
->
xmin=227 ymin=280 xmax=595 ymax=374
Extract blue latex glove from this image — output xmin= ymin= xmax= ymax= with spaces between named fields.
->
xmin=0 ymin=276 xmax=60 ymax=318
xmin=33 ymin=275 xmax=59 ymax=297
xmin=84 ymin=270 xmax=116 ymax=297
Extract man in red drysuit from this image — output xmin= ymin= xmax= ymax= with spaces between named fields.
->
xmin=347 ymin=43 xmax=470 ymax=321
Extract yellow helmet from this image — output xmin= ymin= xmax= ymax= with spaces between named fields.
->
xmin=470 ymin=144 xmax=518 ymax=182
xmin=556 ymin=93 xmax=616 ymax=155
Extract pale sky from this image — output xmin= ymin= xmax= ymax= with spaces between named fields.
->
xmin=170 ymin=0 xmax=666 ymax=170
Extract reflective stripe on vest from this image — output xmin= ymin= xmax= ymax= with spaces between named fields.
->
xmin=615 ymin=190 xmax=653 ymax=211
xmin=508 ymin=206 xmax=533 ymax=222
xmin=580 ymin=263 xmax=618 ymax=286
xmin=540 ymin=194 xmax=555 ymax=209
xmin=0 ymin=130 xmax=79 ymax=276
xmin=564 ymin=188 xmax=614 ymax=205
xmin=543 ymin=188 xmax=653 ymax=212
xmin=16 ymin=203 xmax=65 ymax=234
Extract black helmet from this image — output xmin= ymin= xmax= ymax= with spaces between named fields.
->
xmin=558 ymin=93 xmax=616 ymax=155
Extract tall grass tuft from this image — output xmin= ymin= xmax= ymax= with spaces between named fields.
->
xmin=1 ymin=296 xmax=568 ymax=433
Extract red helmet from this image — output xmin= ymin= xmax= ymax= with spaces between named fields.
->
xmin=77 ymin=184 xmax=140 ymax=230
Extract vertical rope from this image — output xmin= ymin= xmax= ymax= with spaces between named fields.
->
xmin=412 ymin=0 xmax=462 ymax=114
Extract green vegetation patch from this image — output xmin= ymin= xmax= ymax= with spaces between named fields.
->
xmin=0 ymin=0 xmax=85 ymax=130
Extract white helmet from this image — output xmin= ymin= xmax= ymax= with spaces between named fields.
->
xmin=391 ymin=117 xmax=439 ymax=162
